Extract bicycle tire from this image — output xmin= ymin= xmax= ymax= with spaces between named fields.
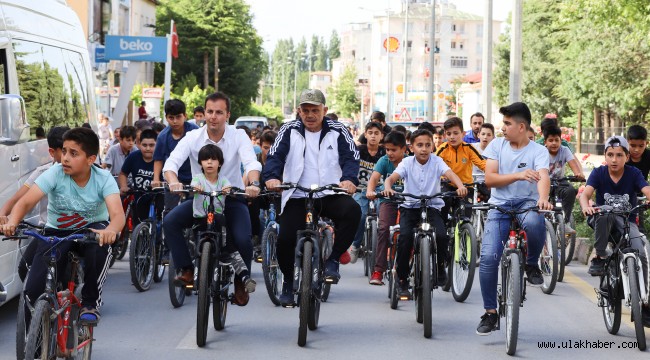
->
xmin=320 ymin=227 xmax=333 ymax=302
xmin=420 ymin=235 xmax=433 ymax=338
xmin=196 ymin=241 xmax=212 ymax=347
xmin=504 ymin=252 xmax=521 ymax=356
xmin=564 ymin=214 xmax=576 ymax=265
xmin=442 ymin=227 xmax=452 ymax=293
xmin=556 ymin=214 xmax=566 ymax=282
xmin=298 ymin=240 xmax=313 ymax=347
xmin=367 ymin=219 xmax=378 ymax=282
xmin=601 ymin=257 xmax=621 ymax=335
xmin=153 ymin=230 xmax=166 ymax=283
xmin=24 ymin=299 xmax=56 ymax=360
xmin=363 ymin=225 xmax=371 ymax=276
xmin=452 ymin=223 xmax=477 ymax=302
xmin=308 ymin=285 xmax=321 ymax=331
xmin=16 ymin=293 xmax=26 ymax=360
xmin=112 ymin=206 xmax=131 ymax=265
xmin=626 ymin=256 xmax=646 ymax=351
xmin=168 ymin=257 xmax=186 ymax=308
xmin=540 ymin=220 xmax=558 ymax=295
xmin=213 ymin=265 xmax=228 ymax=331
xmin=390 ymin=270 xmax=399 ymax=309
xmin=261 ymin=226 xmax=282 ymax=306
xmin=129 ymin=222 xmax=155 ymax=292
xmin=71 ymin=316 xmax=93 ymax=360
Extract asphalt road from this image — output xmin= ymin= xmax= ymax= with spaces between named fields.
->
xmin=0 ymin=255 xmax=648 ymax=359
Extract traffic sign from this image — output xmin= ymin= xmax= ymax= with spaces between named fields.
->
xmin=105 ymin=35 xmax=168 ymax=62
xmin=95 ymin=46 xmax=108 ymax=63
xmin=398 ymin=107 xmax=412 ymax=121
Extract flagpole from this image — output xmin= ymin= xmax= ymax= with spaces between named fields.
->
xmin=163 ymin=19 xmax=173 ymax=121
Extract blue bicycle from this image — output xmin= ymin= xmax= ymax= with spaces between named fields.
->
xmin=261 ymin=192 xmax=282 ymax=306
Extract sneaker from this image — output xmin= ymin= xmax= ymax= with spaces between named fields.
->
xmin=476 ymin=312 xmax=499 ymax=335
xmin=642 ymin=306 xmax=650 ymax=328
xmin=564 ymin=222 xmax=577 ymax=235
xmin=369 ymin=271 xmax=383 ymax=285
xmin=79 ymin=306 xmax=100 ymax=325
xmin=398 ymin=279 xmax=412 ymax=300
xmin=173 ymin=269 xmax=194 ymax=287
xmin=233 ymin=277 xmax=250 ymax=306
xmin=243 ymin=275 xmax=256 ymax=293
xmin=279 ymin=281 xmax=295 ymax=307
xmin=525 ymin=265 xmax=544 ymax=285
xmin=339 ymin=250 xmax=351 ymax=265
xmin=324 ymin=259 xmax=341 ymax=284
xmin=348 ymin=245 xmax=359 ymax=264
xmin=588 ymin=257 xmax=607 ymax=277
xmin=161 ymin=248 xmax=170 ymax=265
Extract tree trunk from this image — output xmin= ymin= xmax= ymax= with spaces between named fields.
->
xmin=204 ymin=52 xmax=209 ymax=89
xmin=594 ymin=107 xmax=603 ymax=147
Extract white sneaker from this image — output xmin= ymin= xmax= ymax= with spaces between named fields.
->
xmin=564 ymin=223 xmax=577 ymax=235
xmin=349 ymin=245 xmax=359 ymax=264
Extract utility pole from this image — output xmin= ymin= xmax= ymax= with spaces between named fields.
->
xmin=386 ymin=0 xmax=392 ymax=120
xmin=509 ymin=0 xmax=523 ymax=103
xmin=214 ymin=46 xmax=219 ymax=91
xmin=481 ymin=0 xmax=493 ymax=121
xmin=426 ymin=0 xmax=435 ymax=123
xmin=281 ymin=63 xmax=286 ymax=116
xmin=293 ymin=57 xmax=298 ymax=111
xmin=403 ymin=0 xmax=409 ymax=103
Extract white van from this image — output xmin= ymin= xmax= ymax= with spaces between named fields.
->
xmin=233 ymin=116 xmax=268 ymax=130
xmin=0 ymin=0 xmax=97 ymax=305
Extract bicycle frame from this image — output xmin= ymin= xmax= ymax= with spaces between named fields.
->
xmin=292 ymin=192 xmax=322 ymax=294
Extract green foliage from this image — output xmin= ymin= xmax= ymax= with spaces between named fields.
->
xmin=171 ymin=85 xmax=213 ymax=117
xmin=328 ymin=65 xmax=360 ymax=118
xmin=156 ymin=0 xmax=265 ymax=121
xmin=329 ymin=30 xmax=341 ymax=60
xmin=249 ymin=102 xmax=283 ymax=121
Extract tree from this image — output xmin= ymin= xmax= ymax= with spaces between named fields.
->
xmin=156 ymin=0 xmax=266 ymax=121
xmin=328 ymin=30 xmax=340 ymax=60
xmin=328 ymin=65 xmax=360 ymax=118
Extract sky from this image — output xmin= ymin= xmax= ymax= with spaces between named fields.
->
xmin=245 ymin=0 xmax=511 ymax=52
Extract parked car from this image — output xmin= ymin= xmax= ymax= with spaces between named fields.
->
xmin=234 ymin=116 xmax=268 ymax=130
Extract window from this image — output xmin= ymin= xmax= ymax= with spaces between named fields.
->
xmin=459 ymin=41 xmax=464 ymax=50
xmin=451 ymin=41 xmax=456 ymax=49
xmin=407 ymin=40 xmax=412 ymax=52
xmin=92 ymin=0 xmax=110 ymax=44
xmin=476 ymin=41 xmax=482 ymax=54
xmin=0 ymin=49 xmax=7 ymax=94
xmin=477 ymin=24 xmax=484 ymax=37
xmin=476 ymin=59 xmax=482 ymax=72
xmin=450 ymin=56 xmax=468 ymax=68
xmin=13 ymin=40 xmax=90 ymax=130
xmin=452 ymin=24 xmax=457 ymax=32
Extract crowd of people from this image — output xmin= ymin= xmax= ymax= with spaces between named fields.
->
xmin=1 ymin=88 xmax=649 ymax=350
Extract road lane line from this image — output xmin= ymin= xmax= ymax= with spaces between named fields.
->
xmin=177 ymin=324 xmax=198 ymax=349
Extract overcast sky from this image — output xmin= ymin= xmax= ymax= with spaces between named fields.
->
xmin=245 ymin=0 xmax=511 ymax=51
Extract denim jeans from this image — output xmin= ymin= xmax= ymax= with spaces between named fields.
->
xmin=352 ymin=192 xmax=377 ymax=248
xmin=479 ymin=199 xmax=545 ymax=310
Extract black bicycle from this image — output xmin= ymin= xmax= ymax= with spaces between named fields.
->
xmin=260 ymin=192 xmax=282 ymax=306
xmin=471 ymin=204 xmax=552 ymax=355
xmin=549 ymin=176 xmax=584 ymax=282
xmin=594 ymin=204 xmax=649 ymax=351
xmin=388 ymin=191 xmax=457 ymax=339
xmin=275 ymin=183 xmax=348 ymax=347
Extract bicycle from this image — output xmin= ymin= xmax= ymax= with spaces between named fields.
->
xmin=388 ymin=191 xmax=457 ymax=339
xmin=110 ymin=193 xmax=134 ymax=267
xmin=470 ymin=176 xmax=487 ymax=258
xmin=275 ymin=183 xmax=349 ymax=347
xmin=166 ymin=187 xmax=196 ymax=309
xmin=443 ymin=184 xmax=478 ymax=303
xmin=594 ymin=204 xmax=649 ymax=351
xmin=260 ymin=192 xmax=283 ymax=306
xmin=470 ymin=204 xmax=552 ymax=355
xmin=388 ymin=222 xmax=400 ymax=307
xmin=357 ymin=189 xmax=379 ymax=279
xmin=549 ymin=176 xmax=585 ymax=282
xmin=6 ymin=223 xmax=98 ymax=360
xmin=190 ymin=186 xmax=247 ymax=347
xmin=128 ymin=186 xmax=167 ymax=292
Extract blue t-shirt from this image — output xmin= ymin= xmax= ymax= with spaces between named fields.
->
xmin=153 ymin=122 xmax=199 ymax=184
xmin=483 ymin=137 xmax=550 ymax=205
xmin=121 ymin=150 xmax=156 ymax=191
xmin=587 ymin=165 xmax=648 ymax=221
xmin=373 ymin=154 xmax=405 ymax=203
xmin=34 ymin=163 xmax=119 ymax=229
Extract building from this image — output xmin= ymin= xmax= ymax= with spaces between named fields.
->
xmin=308 ymin=71 xmax=332 ymax=97
xmin=334 ymin=0 xmax=501 ymax=123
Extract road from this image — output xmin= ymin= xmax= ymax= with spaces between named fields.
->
xmin=0 ymin=256 xmax=648 ymax=359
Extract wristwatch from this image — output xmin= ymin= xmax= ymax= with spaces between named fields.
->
xmin=250 ymin=181 xmax=261 ymax=188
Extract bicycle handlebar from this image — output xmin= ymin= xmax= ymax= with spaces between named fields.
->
xmin=276 ymin=183 xmax=349 ymax=194
xmin=591 ymin=203 xmax=650 ymax=217
xmin=469 ymin=204 xmax=558 ymax=215
xmin=389 ymin=191 xmax=458 ymax=202
xmin=552 ymin=176 xmax=586 ymax=183
xmin=2 ymin=222 xmax=98 ymax=244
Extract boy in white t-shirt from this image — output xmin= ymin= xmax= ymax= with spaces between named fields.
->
xmin=475 ymin=102 xmax=553 ymax=336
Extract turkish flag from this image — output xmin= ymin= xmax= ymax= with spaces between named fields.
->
xmin=171 ymin=23 xmax=179 ymax=58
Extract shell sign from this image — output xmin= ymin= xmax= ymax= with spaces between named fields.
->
xmin=383 ymin=36 xmax=400 ymax=53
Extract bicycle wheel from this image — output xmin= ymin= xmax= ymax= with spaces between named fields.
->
xmin=601 ymin=258 xmax=621 ymax=335
xmin=129 ymin=222 xmax=155 ymax=292
xmin=626 ymin=256 xmax=647 ymax=351
xmin=504 ymin=253 xmax=521 ymax=356
xmin=556 ymin=214 xmax=566 ymax=282
xmin=367 ymin=219 xmax=378 ymax=282
xmin=24 ymin=300 xmax=56 ymax=360
xmin=71 ymin=312 xmax=93 ymax=360
xmin=320 ymin=227 xmax=333 ymax=302
xmin=420 ymin=235 xmax=433 ymax=339
xmin=153 ymin=231 xmax=166 ymax=283
xmin=168 ymin=257 xmax=186 ymax=308
xmin=261 ymin=226 xmax=282 ymax=306
xmin=298 ymin=240 xmax=313 ymax=347
xmin=196 ymin=241 xmax=212 ymax=347
xmin=212 ymin=265 xmax=229 ymax=331
xmin=442 ymin=226 xmax=452 ymax=293
xmin=363 ymin=225 xmax=371 ymax=276
xmin=564 ymin=214 xmax=576 ymax=265
xmin=16 ymin=293 xmax=26 ymax=360
xmin=452 ymin=223 xmax=477 ymax=302
xmin=540 ymin=220 xmax=558 ymax=295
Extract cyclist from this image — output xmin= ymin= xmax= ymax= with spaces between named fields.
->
xmin=349 ymin=121 xmax=385 ymax=263
xmin=626 ymin=125 xmax=650 ymax=233
xmin=579 ymin=135 xmax=650 ymax=326
xmin=366 ymin=131 xmax=408 ymax=285
xmin=462 ymin=112 xmax=484 ymax=144
xmin=263 ymin=89 xmax=361 ymax=307
xmin=382 ymin=129 xmax=467 ymax=299
xmin=103 ymin=125 xmax=136 ymax=177
xmin=472 ymin=123 xmax=495 ymax=201
xmin=191 ymin=144 xmax=255 ymax=293
xmin=1 ymin=127 xmax=125 ymax=324
xmin=162 ymin=92 xmax=261 ymax=306
xmin=476 ymin=102 xmax=553 ymax=336
xmin=543 ymin=125 xmax=585 ymax=234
